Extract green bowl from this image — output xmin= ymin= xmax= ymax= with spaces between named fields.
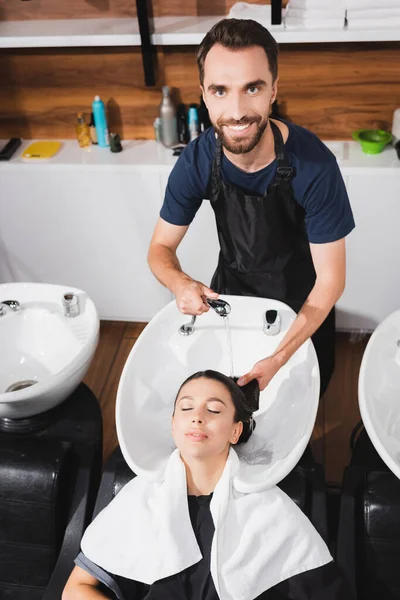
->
xmin=352 ymin=129 xmax=392 ymax=154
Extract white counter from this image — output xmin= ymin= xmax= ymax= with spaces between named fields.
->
xmin=1 ymin=138 xmax=399 ymax=175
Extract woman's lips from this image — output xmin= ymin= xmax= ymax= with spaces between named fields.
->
xmin=186 ymin=431 xmax=208 ymax=441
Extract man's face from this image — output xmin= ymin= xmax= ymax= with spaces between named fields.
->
xmin=201 ymin=44 xmax=278 ymax=155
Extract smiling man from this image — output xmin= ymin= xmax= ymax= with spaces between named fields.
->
xmin=148 ymin=19 xmax=355 ymax=396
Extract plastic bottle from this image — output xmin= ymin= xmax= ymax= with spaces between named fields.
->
xmin=188 ymin=105 xmax=200 ymax=142
xmin=89 ymin=112 xmax=98 ymax=145
xmin=177 ymin=104 xmax=188 ymax=144
xmin=159 ymin=86 xmax=178 ymax=147
xmin=92 ymin=95 xmax=110 ymax=147
xmin=391 ymin=107 xmax=400 ymax=145
xmin=153 ymin=117 xmax=162 ymax=143
xmin=75 ymin=113 xmax=92 ymax=149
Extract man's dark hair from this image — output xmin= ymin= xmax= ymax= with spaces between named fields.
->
xmin=197 ymin=18 xmax=279 ymax=86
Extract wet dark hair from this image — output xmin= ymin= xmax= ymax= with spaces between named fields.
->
xmin=174 ymin=369 xmax=259 ymax=445
xmin=197 ymin=18 xmax=279 ymax=86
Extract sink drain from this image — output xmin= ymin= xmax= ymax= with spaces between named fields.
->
xmin=6 ymin=380 xmax=37 ymax=393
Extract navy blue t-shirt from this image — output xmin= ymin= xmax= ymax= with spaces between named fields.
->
xmin=160 ymin=120 xmax=355 ymax=244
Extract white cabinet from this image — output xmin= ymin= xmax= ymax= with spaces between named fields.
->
xmin=0 ymin=169 xmax=171 ymax=321
xmin=336 ymin=174 xmax=400 ymax=331
xmin=1 ymin=140 xmax=399 ymax=329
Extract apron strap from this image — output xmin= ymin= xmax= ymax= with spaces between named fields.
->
xmin=270 ymin=120 xmax=296 ymax=183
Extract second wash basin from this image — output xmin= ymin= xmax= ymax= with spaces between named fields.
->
xmin=0 ymin=282 xmax=99 ymax=419
xmin=359 ymin=308 xmax=400 ymax=479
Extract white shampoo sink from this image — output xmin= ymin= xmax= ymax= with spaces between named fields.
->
xmin=0 ymin=282 xmax=99 ymax=419
xmin=117 ymin=295 xmax=320 ymax=490
xmin=359 ymin=308 xmax=400 ymax=479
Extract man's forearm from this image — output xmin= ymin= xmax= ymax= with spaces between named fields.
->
xmin=272 ymin=280 xmax=343 ymax=369
xmin=148 ymin=243 xmax=192 ymax=294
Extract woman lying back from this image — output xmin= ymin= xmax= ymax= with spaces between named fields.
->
xmin=63 ymin=370 xmax=353 ymax=600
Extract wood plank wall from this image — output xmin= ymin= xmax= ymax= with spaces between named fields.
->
xmin=0 ymin=0 xmax=399 ymax=140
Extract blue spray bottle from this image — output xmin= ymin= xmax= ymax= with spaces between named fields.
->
xmin=92 ymin=95 xmax=110 ymax=147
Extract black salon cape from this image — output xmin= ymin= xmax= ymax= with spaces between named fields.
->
xmin=75 ymin=494 xmax=354 ymax=600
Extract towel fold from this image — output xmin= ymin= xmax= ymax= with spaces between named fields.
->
xmin=287 ymin=6 xmax=346 ymax=19
xmin=285 ymin=16 xmax=345 ymax=29
xmin=346 ymin=0 xmax=400 ymax=8
xmin=81 ymin=448 xmax=332 ymax=600
xmin=347 ymin=7 xmax=400 ymax=19
xmin=227 ymin=2 xmax=284 ymax=27
xmin=346 ymin=16 xmax=400 ymax=28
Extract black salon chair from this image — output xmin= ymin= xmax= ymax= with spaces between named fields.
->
xmin=0 ymin=383 xmax=102 ymax=600
xmin=336 ymin=423 xmax=400 ymax=600
xmin=92 ymin=444 xmax=329 ymax=544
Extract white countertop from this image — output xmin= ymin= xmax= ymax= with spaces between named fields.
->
xmin=1 ymin=138 xmax=399 ymax=175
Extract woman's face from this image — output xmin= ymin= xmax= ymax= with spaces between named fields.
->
xmin=172 ymin=377 xmax=243 ymax=460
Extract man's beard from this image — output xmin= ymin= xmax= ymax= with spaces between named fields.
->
xmin=214 ymin=115 xmax=269 ymax=155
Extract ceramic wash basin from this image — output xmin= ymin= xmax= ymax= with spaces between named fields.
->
xmin=0 ymin=282 xmax=99 ymax=419
xmin=359 ymin=309 xmax=400 ymax=479
xmin=117 ymin=295 xmax=320 ymax=490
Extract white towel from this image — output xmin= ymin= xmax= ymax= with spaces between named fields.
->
xmin=347 ymin=17 xmax=400 ymax=28
xmin=286 ymin=16 xmax=345 ymax=29
xmin=287 ymin=7 xmax=346 ymax=19
xmin=227 ymin=2 xmax=284 ymax=28
xmin=346 ymin=0 xmax=400 ymax=8
xmin=290 ymin=0 xmax=345 ymax=8
xmin=81 ymin=448 xmax=332 ymax=600
xmin=347 ymin=8 xmax=400 ymax=18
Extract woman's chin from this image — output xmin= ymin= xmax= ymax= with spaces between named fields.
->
xmin=180 ymin=446 xmax=211 ymax=461
xmin=179 ymin=442 xmax=229 ymax=463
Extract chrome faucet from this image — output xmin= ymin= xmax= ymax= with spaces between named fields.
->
xmin=0 ymin=300 xmax=21 ymax=317
xmin=62 ymin=292 xmax=80 ymax=318
xmin=179 ymin=298 xmax=231 ymax=336
xmin=205 ymin=298 xmax=231 ymax=317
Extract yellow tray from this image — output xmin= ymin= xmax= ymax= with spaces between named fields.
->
xmin=22 ymin=141 xmax=62 ymax=160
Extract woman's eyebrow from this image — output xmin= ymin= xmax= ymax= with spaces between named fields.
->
xmin=178 ymin=395 xmax=226 ymax=406
xmin=207 ymin=397 xmax=227 ymax=406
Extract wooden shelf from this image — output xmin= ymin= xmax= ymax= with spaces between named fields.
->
xmin=1 ymin=16 xmax=400 ymax=49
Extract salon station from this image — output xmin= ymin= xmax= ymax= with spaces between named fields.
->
xmin=1 ymin=0 xmax=400 ymax=599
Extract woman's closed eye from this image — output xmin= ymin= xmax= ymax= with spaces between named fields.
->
xmin=181 ymin=407 xmax=221 ymax=414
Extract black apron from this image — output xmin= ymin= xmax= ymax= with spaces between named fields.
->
xmin=208 ymin=119 xmax=335 ymax=397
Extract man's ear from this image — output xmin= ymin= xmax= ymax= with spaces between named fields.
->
xmin=271 ymin=76 xmax=279 ymax=105
xmin=200 ymin=84 xmax=207 ymax=109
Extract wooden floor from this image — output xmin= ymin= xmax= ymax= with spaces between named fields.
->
xmin=83 ymin=321 xmax=370 ymax=485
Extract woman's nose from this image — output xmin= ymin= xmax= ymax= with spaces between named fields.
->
xmin=192 ymin=415 xmax=203 ymax=423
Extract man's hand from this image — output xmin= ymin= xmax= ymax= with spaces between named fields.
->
xmin=237 ymin=356 xmax=280 ymax=392
xmin=173 ymin=277 xmax=219 ymax=315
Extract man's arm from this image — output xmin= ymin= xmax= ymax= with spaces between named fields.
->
xmin=148 ymin=217 xmax=218 ymax=315
xmin=148 ymin=217 xmax=190 ymax=292
xmin=62 ymin=565 xmax=108 ymax=599
xmin=237 ymin=238 xmax=346 ymax=391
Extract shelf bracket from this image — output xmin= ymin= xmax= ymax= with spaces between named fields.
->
xmin=271 ymin=0 xmax=283 ymax=25
xmin=136 ymin=0 xmax=157 ymax=87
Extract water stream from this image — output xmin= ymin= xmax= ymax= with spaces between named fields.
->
xmin=223 ymin=316 xmax=235 ymax=378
